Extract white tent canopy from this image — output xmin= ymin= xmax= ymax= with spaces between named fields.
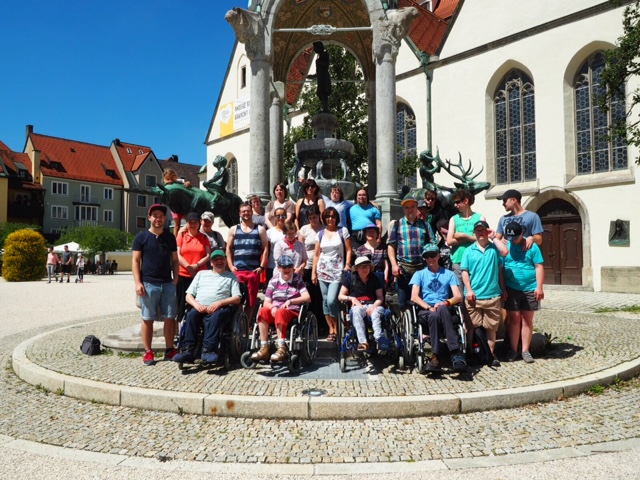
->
xmin=53 ymin=241 xmax=84 ymax=253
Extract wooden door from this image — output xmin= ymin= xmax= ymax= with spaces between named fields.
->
xmin=538 ymin=200 xmax=583 ymax=286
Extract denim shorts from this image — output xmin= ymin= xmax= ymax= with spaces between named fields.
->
xmin=140 ymin=282 xmax=177 ymax=321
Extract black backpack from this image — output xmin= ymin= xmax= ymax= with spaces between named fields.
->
xmin=471 ymin=328 xmax=493 ymax=366
xmin=81 ymin=335 xmax=102 ymax=355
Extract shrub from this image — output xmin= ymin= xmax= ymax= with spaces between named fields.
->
xmin=2 ymin=229 xmax=47 ymax=282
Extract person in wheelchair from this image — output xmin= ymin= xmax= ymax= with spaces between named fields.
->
xmin=250 ymin=255 xmax=311 ymax=363
xmin=410 ymin=243 xmax=466 ymax=372
xmin=173 ymin=249 xmax=242 ymax=364
xmin=338 ymin=256 xmax=388 ymax=352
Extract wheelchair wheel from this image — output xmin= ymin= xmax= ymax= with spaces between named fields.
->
xmin=401 ymin=310 xmax=414 ymax=365
xmin=288 ymin=354 xmax=302 ymax=373
xmin=222 ymin=350 xmax=231 ymax=371
xmin=240 ymin=351 xmax=257 ymax=369
xmin=231 ymin=310 xmax=249 ymax=362
xmin=302 ymin=312 xmax=318 ymax=365
xmin=339 ymin=355 xmax=347 ymax=372
xmin=397 ymin=353 xmax=405 ymax=370
xmin=416 ymin=354 xmax=425 ymax=374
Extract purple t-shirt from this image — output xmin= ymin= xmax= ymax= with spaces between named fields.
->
xmin=265 ymin=273 xmax=308 ymax=312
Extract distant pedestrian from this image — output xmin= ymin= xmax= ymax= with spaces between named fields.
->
xmin=75 ymin=253 xmax=85 ymax=283
xmin=46 ymin=247 xmax=59 ymax=283
xmin=60 ymin=245 xmax=73 ymax=283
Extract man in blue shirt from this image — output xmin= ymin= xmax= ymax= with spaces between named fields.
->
xmin=500 ymin=222 xmax=545 ymax=364
xmin=410 ymin=243 xmax=466 ymax=372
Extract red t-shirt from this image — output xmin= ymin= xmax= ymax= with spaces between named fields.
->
xmin=177 ymin=231 xmax=209 ymax=277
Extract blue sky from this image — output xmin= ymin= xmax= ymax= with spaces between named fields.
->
xmin=1 ymin=0 xmax=240 ymax=167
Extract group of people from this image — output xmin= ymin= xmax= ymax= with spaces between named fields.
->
xmin=132 ymin=184 xmax=545 ymax=373
xmin=46 ymin=246 xmax=118 ymax=284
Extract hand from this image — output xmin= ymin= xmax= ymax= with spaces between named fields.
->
xmin=195 ymin=302 xmax=207 ymax=313
xmin=312 ymin=274 xmax=318 ymax=285
xmin=207 ymin=301 xmax=221 ymax=314
xmin=466 ymin=290 xmax=476 ymax=306
xmin=366 ymin=305 xmax=377 ymax=316
xmin=271 ymin=306 xmax=278 ymax=317
xmin=486 ymin=228 xmax=496 ymax=240
xmin=534 ymin=287 xmax=544 ymax=302
xmin=524 ymin=236 xmax=534 ymax=251
xmin=186 ymin=264 xmax=198 ymax=276
xmin=343 ymin=265 xmax=350 ymax=272
xmin=282 ymin=300 xmax=292 ymax=310
xmin=502 ymin=290 xmax=509 ymax=301
xmin=135 ymin=283 xmax=146 ymax=296
xmin=230 ymin=265 xmax=238 ymax=274
xmin=392 ymin=264 xmax=401 ymax=278
xmin=350 ymin=297 xmax=362 ymax=308
xmin=253 ymin=267 xmax=263 ymax=274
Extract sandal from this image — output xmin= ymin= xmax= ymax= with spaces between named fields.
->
xmin=326 ymin=333 xmax=337 ymax=342
xmin=357 ymin=342 xmax=369 ymax=352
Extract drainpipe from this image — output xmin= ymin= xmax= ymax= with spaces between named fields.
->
xmin=403 ymin=37 xmax=433 ymax=152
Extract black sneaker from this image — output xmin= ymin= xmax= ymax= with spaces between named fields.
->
xmin=425 ymin=359 xmax=442 ymax=372
xmin=452 ymin=354 xmax=468 ymax=372
xmin=491 ymin=356 xmax=501 ymax=367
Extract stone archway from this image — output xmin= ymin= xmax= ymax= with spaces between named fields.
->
xmin=537 ymin=199 xmax=583 ymax=285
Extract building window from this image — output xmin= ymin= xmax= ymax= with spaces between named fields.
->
xmin=228 ymin=157 xmax=238 ymax=195
xmin=136 ymin=217 xmax=146 ymax=228
xmin=575 ymin=51 xmax=627 ymax=174
xmin=104 ymin=210 xmax=114 ymax=222
xmin=80 ymin=185 xmax=91 ymax=203
xmin=154 ymin=196 xmax=161 ymax=205
xmin=104 ymin=187 xmax=113 ymax=200
xmin=494 ymin=69 xmax=536 ymax=184
xmin=75 ymin=205 xmax=97 ymax=221
xmin=137 ymin=195 xmax=147 ymax=207
xmin=51 ymin=205 xmax=68 ymax=220
xmin=51 ymin=181 xmax=68 ymax=196
xmin=241 ymin=65 xmax=247 ymax=88
xmin=396 ymin=102 xmax=418 ymax=189
xmin=145 ymin=175 xmax=156 ymax=187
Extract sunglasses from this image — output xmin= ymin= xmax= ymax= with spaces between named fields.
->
xmin=454 ymin=200 xmax=463 ymax=205
xmin=425 ymin=198 xmax=436 ymax=202
xmin=424 ymin=252 xmax=439 ymax=259
xmin=275 ymin=214 xmax=287 ymax=219
xmin=325 ymin=215 xmax=337 ymax=219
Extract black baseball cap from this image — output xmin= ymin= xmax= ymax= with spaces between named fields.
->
xmin=497 ymin=189 xmax=522 ymax=202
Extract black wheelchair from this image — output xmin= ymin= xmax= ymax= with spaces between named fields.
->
xmin=401 ymin=301 xmax=467 ymax=374
xmin=337 ymin=301 xmax=405 ymax=373
xmin=175 ymin=285 xmax=249 ymax=372
xmin=240 ymin=303 xmax=318 ymax=373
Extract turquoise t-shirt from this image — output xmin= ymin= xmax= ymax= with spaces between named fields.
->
xmin=409 ymin=267 xmax=459 ymax=305
xmin=450 ymin=212 xmax=481 ymax=264
xmin=501 ymin=242 xmax=544 ymax=292
xmin=349 ymin=204 xmax=381 ymax=231
xmin=460 ymin=242 xmax=502 ymax=300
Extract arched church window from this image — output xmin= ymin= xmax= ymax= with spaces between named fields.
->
xmin=494 ymin=69 xmax=536 ymax=185
xmin=574 ymin=51 xmax=627 ymax=174
xmin=396 ymin=102 xmax=417 ymax=189
xmin=228 ymin=157 xmax=238 ymax=195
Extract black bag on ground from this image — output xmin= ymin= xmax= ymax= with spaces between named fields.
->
xmin=471 ymin=328 xmax=493 ymax=366
xmin=81 ymin=335 xmax=102 ymax=355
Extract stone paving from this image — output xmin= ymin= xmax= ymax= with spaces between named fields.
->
xmin=2 ymin=275 xmax=640 ymax=466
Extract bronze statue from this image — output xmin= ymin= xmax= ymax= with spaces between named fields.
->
xmin=147 ymin=155 xmax=243 ymax=228
xmin=311 ymin=41 xmax=331 ymax=113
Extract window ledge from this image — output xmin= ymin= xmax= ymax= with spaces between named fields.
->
xmin=564 ymin=169 xmax=635 ymax=190
xmin=484 ymin=180 xmax=540 ymax=200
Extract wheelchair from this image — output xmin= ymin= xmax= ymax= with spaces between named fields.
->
xmin=240 ymin=302 xmax=318 ymax=373
xmin=337 ymin=301 xmax=405 ymax=372
xmin=401 ymin=301 xmax=467 ymax=374
xmin=175 ymin=286 xmax=249 ymax=372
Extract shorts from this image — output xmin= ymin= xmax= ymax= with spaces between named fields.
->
xmin=62 ymin=264 xmax=72 ymax=274
xmin=140 ymin=282 xmax=177 ymax=321
xmin=505 ymin=288 xmax=539 ymax=312
xmin=235 ymin=269 xmax=260 ymax=307
xmin=465 ymin=296 xmax=501 ymax=332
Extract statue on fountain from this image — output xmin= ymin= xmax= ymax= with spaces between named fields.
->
xmin=146 ymin=155 xmax=243 ymax=228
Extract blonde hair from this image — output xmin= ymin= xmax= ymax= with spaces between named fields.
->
xmin=163 ymin=169 xmax=178 ymax=183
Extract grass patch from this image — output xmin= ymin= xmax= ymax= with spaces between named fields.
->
xmin=587 ymin=384 xmax=605 ymax=396
xmin=595 ymin=305 xmax=640 ymax=314
xmin=35 ymin=384 xmax=50 ymax=394
xmin=118 ymin=351 xmax=142 ymax=358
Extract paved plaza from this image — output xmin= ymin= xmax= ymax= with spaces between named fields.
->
xmin=0 ymin=273 xmax=639 ymax=478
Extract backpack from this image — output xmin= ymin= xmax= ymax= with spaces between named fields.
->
xmin=80 ymin=335 xmax=102 ymax=355
xmin=471 ymin=328 xmax=493 ymax=366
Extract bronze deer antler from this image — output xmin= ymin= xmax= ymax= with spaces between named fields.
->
xmin=443 ymin=153 xmax=484 ymax=183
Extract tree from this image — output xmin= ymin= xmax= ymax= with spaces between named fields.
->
xmin=283 ymin=45 xmax=369 ymax=183
xmin=0 ymin=222 xmax=41 ymax=250
xmin=57 ymin=225 xmax=134 ymax=261
xmin=599 ymin=0 xmax=640 ymax=163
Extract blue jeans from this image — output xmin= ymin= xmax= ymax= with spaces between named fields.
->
xmin=318 ymin=280 xmax=341 ymax=318
xmin=182 ymin=306 xmax=232 ymax=354
xmin=140 ymin=282 xmax=177 ymax=321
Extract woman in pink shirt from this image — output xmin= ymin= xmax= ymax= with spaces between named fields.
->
xmin=46 ymin=247 xmax=59 ymax=283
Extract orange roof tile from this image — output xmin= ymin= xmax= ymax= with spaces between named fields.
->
xmin=286 ymin=48 xmax=314 ymax=106
xmin=0 ymin=142 xmax=34 ymax=177
xmin=112 ymin=139 xmax=153 ymax=172
xmin=434 ymin=0 xmax=459 ymax=20
xmin=30 ymin=132 xmax=123 ymax=185
xmin=400 ymin=0 xmax=453 ymax=56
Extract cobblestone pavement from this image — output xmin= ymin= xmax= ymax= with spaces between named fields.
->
xmin=2 ymin=274 xmax=640 ymax=476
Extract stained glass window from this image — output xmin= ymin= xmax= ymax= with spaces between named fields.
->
xmin=574 ymin=52 xmax=627 ymax=175
xmin=494 ymin=70 xmax=536 ymax=185
xmin=396 ymin=102 xmax=417 ymax=190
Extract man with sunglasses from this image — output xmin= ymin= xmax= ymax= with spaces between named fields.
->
xmin=410 ymin=243 xmax=466 ymax=372
xmin=422 ymin=189 xmax=448 ymax=234
xmin=495 ymin=189 xmax=543 ymax=251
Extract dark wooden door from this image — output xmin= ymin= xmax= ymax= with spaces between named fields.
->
xmin=538 ymin=200 xmax=583 ymax=286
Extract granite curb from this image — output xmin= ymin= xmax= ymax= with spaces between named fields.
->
xmin=12 ymin=320 xmax=640 ymax=419
xmin=1 ymin=435 xmax=640 ymax=474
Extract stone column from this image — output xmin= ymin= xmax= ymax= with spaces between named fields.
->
xmin=366 ymin=80 xmax=377 ymax=195
xmin=226 ymin=8 xmax=272 ymax=200
xmin=372 ymin=7 xmax=418 ymax=228
xmin=372 ymin=7 xmax=418 ymax=199
xmin=270 ymin=93 xmax=284 ymax=194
